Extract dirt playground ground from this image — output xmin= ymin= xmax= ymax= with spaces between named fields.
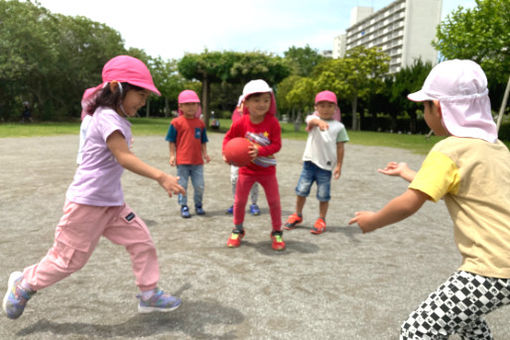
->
xmin=0 ymin=132 xmax=508 ymax=339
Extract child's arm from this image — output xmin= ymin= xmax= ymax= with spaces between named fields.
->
xmin=201 ymin=143 xmax=210 ymax=163
xmin=306 ymin=116 xmax=329 ymax=131
xmin=107 ymin=131 xmax=184 ymax=197
xmin=333 ymin=142 xmax=345 ymax=179
xmin=348 ymin=188 xmax=428 ymax=233
xmin=378 ymin=162 xmax=416 ymax=182
xmin=169 ymin=142 xmax=176 ymax=166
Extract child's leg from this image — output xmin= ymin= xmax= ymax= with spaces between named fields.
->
xmin=230 ymin=165 xmax=239 ymax=199
xmin=400 ymin=271 xmax=510 ymax=339
xmin=250 ymin=183 xmax=258 ymax=205
xmin=296 ymin=195 xmax=307 ymax=215
xmin=315 ymin=166 xmax=331 ymax=220
xmin=257 ymin=174 xmax=281 ymax=231
xmin=233 ymin=174 xmax=256 ymax=226
xmin=190 ymin=165 xmax=204 ymax=207
xmin=102 ymin=204 xmax=159 ymax=292
xmin=23 ymin=202 xmax=108 ymax=291
xmin=177 ymin=165 xmax=190 ymax=206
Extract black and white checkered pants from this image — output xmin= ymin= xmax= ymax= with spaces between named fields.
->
xmin=400 ymin=271 xmax=510 ymax=339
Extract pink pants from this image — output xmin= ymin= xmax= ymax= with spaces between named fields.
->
xmin=234 ymin=172 xmax=281 ymax=230
xmin=23 ymin=202 xmax=159 ymax=291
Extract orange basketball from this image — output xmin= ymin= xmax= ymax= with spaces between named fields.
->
xmin=224 ymin=137 xmax=252 ymax=167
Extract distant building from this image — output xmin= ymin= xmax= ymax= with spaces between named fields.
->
xmin=332 ymin=0 xmax=442 ymax=73
xmin=320 ymin=50 xmax=333 ymax=58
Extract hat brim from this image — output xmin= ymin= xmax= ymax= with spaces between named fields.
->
xmin=407 ymin=90 xmax=433 ymax=102
xmin=128 ymin=81 xmax=161 ymax=96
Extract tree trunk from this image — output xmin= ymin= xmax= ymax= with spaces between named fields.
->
xmin=294 ymin=110 xmax=302 ymax=132
xmin=351 ymin=97 xmax=359 ymax=131
xmin=145 ymin=99 xmax=150 ymax=118
xmin=201 ymin=78 xmax=210 ymax=127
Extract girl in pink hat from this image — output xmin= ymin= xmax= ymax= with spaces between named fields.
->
xmin=349 ymin=60 xmax=510 ymax=339
xmin=3 ymin=56 xmax=185 ymax=319
xmin=222 ymin=79 xmax=285 ymax=251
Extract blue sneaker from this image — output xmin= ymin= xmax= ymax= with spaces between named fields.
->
xmin=225 ymin=205 xmax=233 ymax=214
xmin=137 ymin=288 xmax=182 ymax=313
xmin=3 ymin=271 xmax=36 ymax=319
xmin=249 ymin=203 xmax=261 ymax=216
xmin=195 ymin=204 xmax=206 ymax=215
xmin=181 ymin=205 xmax=191 ymax=218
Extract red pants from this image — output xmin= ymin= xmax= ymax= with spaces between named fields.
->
xmin=234 ymin=173 xmax=281 ymax=230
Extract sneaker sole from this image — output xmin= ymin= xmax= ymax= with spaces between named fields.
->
xmin=310 ymin=228 xmax=325 ymax=234
xmin=3 ymin=271 xmax=23 ymax=317
xmin=138 ymin=302 xmax=182 ymax=313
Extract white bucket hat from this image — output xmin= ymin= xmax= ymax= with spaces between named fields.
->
xmin=408 ymin=59 xmax=497 ymax=143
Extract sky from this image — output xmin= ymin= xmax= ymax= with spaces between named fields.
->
xmin=36 ymin=0 xmax=477 ymax=60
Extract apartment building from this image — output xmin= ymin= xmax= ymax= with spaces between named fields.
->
xmin=333 ymin=0 xmax=442 ymax=73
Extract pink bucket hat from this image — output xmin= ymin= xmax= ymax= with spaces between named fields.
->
xmin=81 ymin=55 xmax=160 ymax=118
xmin=408 ymin=59 xmax=497 ymax=143
xmin=242 ymin=79 xmax=277 ymax=116
xmin=177 ymin=89 xmax=201 ymax=117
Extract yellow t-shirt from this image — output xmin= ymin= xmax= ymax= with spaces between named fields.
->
xmin=409 ymin=137 xmax=510 ymax=278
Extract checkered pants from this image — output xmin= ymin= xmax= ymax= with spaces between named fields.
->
xmin=400 ymin=271 xmax=510 ymax=339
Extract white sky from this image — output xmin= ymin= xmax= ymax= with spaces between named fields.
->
xmin=36 ymin=0 xmax=477 ymax=60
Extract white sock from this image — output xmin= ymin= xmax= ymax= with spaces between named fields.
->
xmin=140 ymin=289 xmax=156 ymax=300
xmin=20 ymin=279 xmax=34 ymax=292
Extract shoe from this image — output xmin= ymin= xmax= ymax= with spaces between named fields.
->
xmin=137 ymin=288 xmax=182 ymax=313
xmin=195 ymin=204 xmax=206 ymax=215
xmin=227 ymin=229 xmax=245 ymax=248
xmin=284 ymin=213 xmax=303 ymax=230
xmin=271 ymin=231 xmax=286 ymax=251
xmin=225 ymin=205 xmax=233 ymax=215
xmin=3 ymin=271 xmax=36 ymax=319
xmin=311 ymin=218 xmax=326 ymax=234
xmin=181 ymin=205 xmax=191 ymax=218
xmin=249 ymin=203 xmax=261 ymax=216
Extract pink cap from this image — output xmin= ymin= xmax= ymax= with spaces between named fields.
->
xmin=408 ymin=59 xmax=497 ymax=143
xmin=102 ymin=55 xmax=160 ymax=95
xmin=177 ymin=89 xmax=201 ymax=118
xmin=178 ymin=90 xmax=200 ymax=104
xmin=315 ymin=90 xmax=337 ymax=105
xmin=80 ymin=55 xmax=160 ymax=118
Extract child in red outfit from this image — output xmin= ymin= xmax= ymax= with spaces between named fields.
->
xmin=222 ymin=79 xmax=285 ymax=251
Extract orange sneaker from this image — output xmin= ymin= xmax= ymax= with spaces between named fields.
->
xmin=284 ymin=213 xmax=303 ymax=230
xmin=227 ymin=229 xmax=245 ymax=248
xmin=271 ymin=231 xmax=286 ymax=251
xmin=310 ymin=218 xmax=326 ymax=234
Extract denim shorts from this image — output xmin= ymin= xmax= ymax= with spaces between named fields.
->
xmin=295 ymin=161 xmax=331 ymax=201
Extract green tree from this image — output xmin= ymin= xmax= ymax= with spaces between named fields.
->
xmin=314 ymin=46 xmax=389 ymax=130
xmin=178 ymin=51 xmax=290 ymax=126
xmin=285 ymin=77 xmax=315 ymax=130
xmin=283 ymin=45 xmax=326 ymax=77
xmin=433 ymin=0 xmax=510 ymax=83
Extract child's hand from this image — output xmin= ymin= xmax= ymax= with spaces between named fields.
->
xmin=349 ymin=211 xmax=377 ymax=233
xmin=317 ymin=120 xmax=329 ymax=131
xmin=204 ymin=154 xmax=211 ymax=163
xmin=333 ymin=165 xmax=341 ymax=179
xmin=169 ymin=156 xmax=176 ymax=167
xmin=222 ymin=154 xmax=229 ymax=164
xmin=158 ymin=174 xmax=185 ymax=197
xmin=248 ymin=143 xmax=259 ymax=159
xmin=378 ymin=161 xmax=408 ymax=177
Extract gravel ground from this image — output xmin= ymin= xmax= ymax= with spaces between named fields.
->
xmin=0 ymin=133 xmax=508 ymax=339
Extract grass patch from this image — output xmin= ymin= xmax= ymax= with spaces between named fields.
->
xmin=1 ymin=117 xmax=507 ymax=155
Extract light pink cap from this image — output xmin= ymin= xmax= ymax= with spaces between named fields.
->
xmin=315 ymin=90 xmax=337 ymax=105
xmin=408 ymin=59 xmax=497 ymax=143
xmin=102 ymin=55 xmax=160 ymax=95
xmin=242 ymin=79 xmax=277 ymax=115
xmin=177 ymin=89 xmax=201 ymax=118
